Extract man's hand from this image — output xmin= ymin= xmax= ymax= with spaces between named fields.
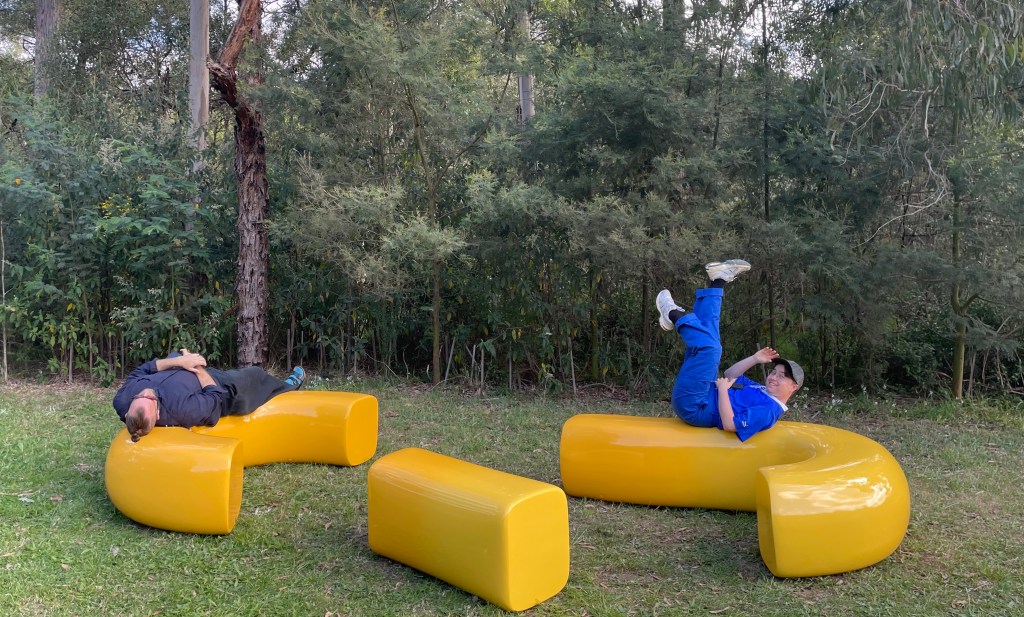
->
xmin=753 ymin=347 xmax=779 ymax=364
xmin=189 ymin=366 xmax=217 ymax=388
xmin=716 ymin=376 xmax=736 ymax=390
xmin=156 ymin=350 xmax=208 ymax=373
xmin=177 ymin=352 xmax=207 ymax=372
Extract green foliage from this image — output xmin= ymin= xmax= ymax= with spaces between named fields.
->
xmin=1 ymin=98 xmax=235 ymax=380
xmin=0 ymin=1 xmax=1020 ymax=396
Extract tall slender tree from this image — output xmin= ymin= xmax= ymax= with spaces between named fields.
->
xmin=209 ymin=0 xmax=269 ymax=366
xmin=815 ymin=0 xmax=1024 ymax=397
xmin=189 ymin=0 xmax=210 ymax=160
xmin=33 ymin=0 xmax=59 ymax=100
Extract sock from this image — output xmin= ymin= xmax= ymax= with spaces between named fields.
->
xmin=668 ymin=309 xmax=685 ymax=322
xmin=709 ymin=279 xmax=727 ymax=289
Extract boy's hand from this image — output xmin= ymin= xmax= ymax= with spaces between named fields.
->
xmin=754 ymin=347 xmax=779 ymax=363
xmin=716 ymin=376 xmax=736 ymax=390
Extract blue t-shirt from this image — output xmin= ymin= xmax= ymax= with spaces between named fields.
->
xmin=112 ymin=354 xmax=230 ymax=428
xmin=709 ymin=376 xmax=786 ymax=441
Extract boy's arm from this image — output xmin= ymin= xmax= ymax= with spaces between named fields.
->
xmin=723 ymin=347 xmax=779 ymax=379
xmin=716 ymin=377 xmax=737 ymax=432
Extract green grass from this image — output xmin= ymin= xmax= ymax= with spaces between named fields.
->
xmin=2 ymin=381 xmax=1023 ymax=616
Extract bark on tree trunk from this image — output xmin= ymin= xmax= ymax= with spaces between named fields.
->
xmin=189 ymin=0 xmax=210 ymax=153
xmin=590 ymin=270 xmax=600 ymax=382
xmin=432 ymin=259 xmax=442 ymax=384
xmin=34 ymin=0 xmax=61 ymax=100
xmin=761 ymin=0 xmax=777 ymax=349
xmin=515 ymin=11 xmax=535 ymax=127
xmin=208 ymin=0 xmax=269 ymax=367
xmin=234 ymin=108 xmax=270 ymax=367
xmin=951 ymin=188 xmax=967 ymax=400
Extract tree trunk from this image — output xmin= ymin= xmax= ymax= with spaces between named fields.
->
xmin=34 ymin=0 xmax=61 ymax=100
xmin=189 ymin=0 xmax=209 ymax=151
xmin=432 ymin=259 xmax=441 ymax=384
xmin=234 ymin=108 xmax=270 ymax=366
xmin=950 ymin=188 xmax=966 ymax=400
xmin=949 ymin=116 xmax=968 ymax=400
xmin=590 ymin=270 xmax=600 ymax=382
xmin=1 ymin=219 xmax=7 ymax=381
xmin=515 ymin=11 xmax=535 ymax=126
xmin=208 ymin=0 xmax=269 ymax=366
xmin=761 ymin=0 xmax=776 ymax=348
xmin=641 ymin=272 xmax=651 ymax=353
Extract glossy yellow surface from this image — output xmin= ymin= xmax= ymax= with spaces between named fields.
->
xmin=560 ymin=415 xmax=910 ymax=577
xmin=368 ymin=448 xmax=570 ymax=612
xmin=105 ymin=390 xmax=378 ymax=534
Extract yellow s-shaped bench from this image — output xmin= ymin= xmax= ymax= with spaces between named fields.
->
xmin=105 ymin=390 xmax=378 ymax=534
xmin=559 ymin=414 xmax=910 ymax=577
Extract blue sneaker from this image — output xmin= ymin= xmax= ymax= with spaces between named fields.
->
xmin=284 ymin=366 xmax=305 ymax=389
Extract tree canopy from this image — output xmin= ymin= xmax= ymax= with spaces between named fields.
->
xmin=1 ymin=0 xmax=1021 ymax=397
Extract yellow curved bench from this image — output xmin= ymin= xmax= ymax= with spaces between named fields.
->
xmin=105 ymin=390 xmax=378 ymax=534
xmin=559 ymin=414 xmax=910 ymax=577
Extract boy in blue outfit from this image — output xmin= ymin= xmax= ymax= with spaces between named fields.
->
xmin=657 ymin=259 xmax=804 ymax=441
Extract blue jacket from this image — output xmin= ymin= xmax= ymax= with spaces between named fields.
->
xmin=112 ymin=353 xmax=229 ymax=428
xmin=709 ymin=376 xmax=786 ymax=441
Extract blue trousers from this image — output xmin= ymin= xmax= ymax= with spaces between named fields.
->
xmin=670 ymin=287 xmax=723 ymax=427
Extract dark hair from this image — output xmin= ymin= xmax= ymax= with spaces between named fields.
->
xmin=126 ymin=403 xmax=156 ymax=442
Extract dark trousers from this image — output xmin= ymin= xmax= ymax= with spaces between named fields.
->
xmin=207 ymin=367 xmax=296 ymax=417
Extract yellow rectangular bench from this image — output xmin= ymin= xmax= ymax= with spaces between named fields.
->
xmin=368 ymin=448 xmax=569 ymax=611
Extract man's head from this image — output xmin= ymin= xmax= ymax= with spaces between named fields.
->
xmin=126 ymin=390 xmax=160 ymax=442
xmin=765 ymin=358 xmax=804 ymax=403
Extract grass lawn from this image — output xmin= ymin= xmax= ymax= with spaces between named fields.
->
xmin=1 ymin=379 xmax=1023 ymax=616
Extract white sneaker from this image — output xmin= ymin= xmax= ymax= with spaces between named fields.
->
xmin=656 ymin=289 xmax=683 ymax=331
xmin=705 ymin=259 xmax=751 ymax=283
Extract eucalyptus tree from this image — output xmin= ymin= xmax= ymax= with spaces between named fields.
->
xmin=282 ymin=0 xmax=521 ymax=383
xmin=33 ymin=0 xmax=59 ymax=99
xmin=208 ymin=0 xmax=271 ymax=367
xmin=517 ymin=0 xmax=753 ymax=384
xmin=813 ymin=1 xmax=1024 ymax=397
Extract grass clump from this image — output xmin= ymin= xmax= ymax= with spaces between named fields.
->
xmin=1 ymin=382 xmax=1023 ymax=616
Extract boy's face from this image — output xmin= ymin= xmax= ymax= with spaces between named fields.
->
xmin=765 ymin=366 xmax=800 ymax=400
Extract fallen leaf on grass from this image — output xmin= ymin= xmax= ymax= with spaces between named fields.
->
xmin=710 ymin=607 xmax=731 ymax=614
